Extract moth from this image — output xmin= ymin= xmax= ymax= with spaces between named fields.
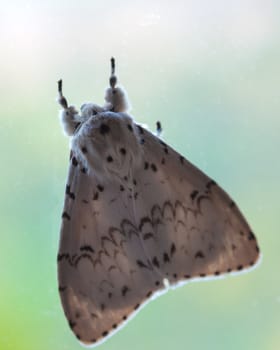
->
xmin=57 ymin=58 xmax=260 ymax=347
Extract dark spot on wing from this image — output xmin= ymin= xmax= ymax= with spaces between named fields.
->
xmin=144 ymin=162 xmax=149 ymax=170
xmin=164 ymin=147 xmax=169 ymax=154
xmin=136 ymin=260 xmax=150 ymax=269
xmin=151 ymin=163 xmax=157 ymax=172
xmin=120 ymin=147 xmax=126 ymax=155
xmin=206 ymin=180 xmax=217 ymax=189
xmin=152 ymin=256 xmax=160 ymax=268
xmin=161 ymin=158 xmax=165 ymax=164
xmin=120 ymin=185 xmax=124 ymax=192
xmin=134 ymin=303 xmax=140 ymax=310
xmin=59 ymin=286 xmax=67 ymax=292
xmin=179 ymin=156 xmax=184 ymax=164
xmin=170 ymin=243 xmax=176 ymax=256
xmin=62 ymin=212 xmax=70 ymax=220
xmin=97 ymin=184 xmax=104 ymax=192
xmin=81 ymin=146 xmax=87 ymax=153
xmin=143 ymin=232 xmax=153 ymax=240
xmin=102 ymin=331 xmax=108 ymax=337
xmin=190 ymin=190 xmax=199 ymax=200
xmin=66 ymin=185 xmax=75 ymax=200
xmin=72 ymin=156 xmax=78 ymax=166
xmin=69 ymin=320 xmax=76 ymax=329
xmin=107 ymin=155 xmax=113 ymax=162
xmin=195 ymin=251 xmax=205 ymax=258
xmin=80 ymin=245 xmax=94 ymax=253
xmin=146 ymin=291 xmax=152 ymax=298
xmin=136 ymin=125 xmax=144 ymax=134
xmin=121 ymin=285 xmax=130 ymax=297
xmin=100 ymin=124 xmax=110 ymax=135
xmin=57 ymin=253 xmax=67 ymax=262
xmin=127 ymin=124 xmax=133 ymax=132
xmin=229 ymin=201 xmax=235 ymax=208
xmin=93 ymin=192 xmax=99 ymax=200
xmin=248 ymin=232 xmax=256 ymax=241
xmin=163 ymin=252 xmax=170 ymax=263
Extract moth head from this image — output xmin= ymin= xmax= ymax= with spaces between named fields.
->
xmin=80 ymin=103 xmax=104 ymax=119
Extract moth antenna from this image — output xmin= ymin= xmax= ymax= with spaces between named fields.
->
xmin=57 ymin=79 xmax=68 ymax=109
xmin=156 ymin=121 xmax=162 ymax=137
xmin=111 ymin=57 xmax=115 ymax=75
xmin=110 ymin=57 xmax=117 ymax=89
xmin=104 ymin=57 xmax=131 ymax=112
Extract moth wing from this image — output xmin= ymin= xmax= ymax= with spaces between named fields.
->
xmin=58 ymin=113 xmax=260 ymax=346
xmin=58 ymin=132 xmax=163 ymax=345
xmin=133 ymin=126 xmax=260 ymax=284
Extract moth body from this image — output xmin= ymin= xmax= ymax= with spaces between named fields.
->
xmin=57 ymin=58 xmax=260 ymax=347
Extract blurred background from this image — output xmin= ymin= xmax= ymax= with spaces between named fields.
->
xmin=0 ymin=1 xmax=279 ymax=349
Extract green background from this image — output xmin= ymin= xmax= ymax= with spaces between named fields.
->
xmin=1 ymin=1 xmax=279 ymax=349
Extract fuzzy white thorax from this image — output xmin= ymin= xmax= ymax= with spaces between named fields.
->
xmin=59 ymin=86 xmax=131 ymax=137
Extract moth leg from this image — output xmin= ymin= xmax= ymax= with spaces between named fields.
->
xmin=57 ymin=79 xmax=81 ymax=136
xmin=156 ymin=121 xmax=162 ymax=137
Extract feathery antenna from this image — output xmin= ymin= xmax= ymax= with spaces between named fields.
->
xmin=57 ymin=79 xmax=68 ymax=109
xmin=110 ymin=57 xmax=117 ymax=89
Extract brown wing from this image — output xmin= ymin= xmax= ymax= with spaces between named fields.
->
xmin=131 ymin=126 xmax=260 ymax=284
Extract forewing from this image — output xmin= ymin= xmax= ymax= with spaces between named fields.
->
xmin=133 ymin=126 xmax=260 ymax=285
xmin=58 ymin=152 xmax=163 ymax=345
